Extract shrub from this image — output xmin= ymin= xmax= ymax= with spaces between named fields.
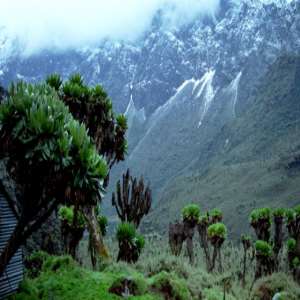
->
xmin=24 ymin=251 xmax=49 ymax=278
xmin=150 ymin=271 xmax=192 ymax=300
xmin=287 ymin=238 xmax=296 ymax=252
xmin=251 ymin=272 xmax=300 ymax=300
xmin=255 ymin=240 xmax=272 ymax=257
xmin=43 ymin=255 xmax=74 ymax=272
xmin=182 ymin=204 xmax=200 ymax=221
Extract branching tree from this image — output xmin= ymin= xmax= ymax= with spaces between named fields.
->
xmin=46 ymin=73 xmax=127 ymax=183
xmin=45 ymin=74 xmax=128 ymax=264
xmin=112 ymin=168 xmax=152 ymax=228
xmin=0 ymin=82 xmax=108 ymax=275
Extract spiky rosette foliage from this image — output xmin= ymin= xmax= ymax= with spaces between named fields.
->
xmin=273 ymin=208 xmax=286 ymax=218
xmin=112 ymin=168 xmax=152 ymax=228
xmin=116 ymin=222 xmax=136 ymax=242
xmin=97 ymin=215 xmax=108 ymax=236
xmin=45 ymin=73 xmax=128 ymax=182
xmin=58 ymin=206 xmax=86 ymax=258
xmin=46 ymin=73 xmax=62 ymax=91
xmin=255 ymin=240 xmax=272 ymax=257
xmin=250 ymin=208 xmax=272 ymax=242
xmin=210 ymin=208 xmax=223 ymax=223
xmin=0 ymin=82 xmax=108 ymax=275
xmin=182 ymin=204 xmax=200 ymax=224
xmin=116 ymin=222 xmax=145 ymax=263
xmin=58 ymin=206 xmax=85 ymax=228
xmin=208 ymin=223 xmax=227 ymax=242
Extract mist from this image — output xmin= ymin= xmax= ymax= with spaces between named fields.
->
xmin=0 ymin=0 xmax=220 ymax=55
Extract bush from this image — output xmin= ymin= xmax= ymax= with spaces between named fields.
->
xmin=251 ymin=272 xmax=300 ymax=300
xmin=43 ymin=255 xmax=74 ymax=272
xmin=255 ymin=240 xmax=272 ymax=257
xmin=24 ymin=251 xmax=49 ymax=278
xmin=287 ymin=238 xmax=296 ymax=251
xmin=150 ymin=271 xmax=192 ymax=300
xmin=182 ymin=204 xmax=200 ymax=221
xmin=207 ymin=223 xmax=227 ymax=239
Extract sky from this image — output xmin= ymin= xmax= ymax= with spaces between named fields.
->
xmin=0 ymin=0 xmax=220 ymax=55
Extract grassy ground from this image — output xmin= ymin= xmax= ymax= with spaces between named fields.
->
xmin=11 ymin=237 xmax=300 ymax=300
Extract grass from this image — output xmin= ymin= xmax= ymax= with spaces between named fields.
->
xmin=12 ymin=236 xmax=300 ymax=300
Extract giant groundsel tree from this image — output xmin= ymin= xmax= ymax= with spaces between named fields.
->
xmin=0 ymin=82 xmax=108 ymax=275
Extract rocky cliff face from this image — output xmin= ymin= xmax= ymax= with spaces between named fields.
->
xmin=0 ymin=0 xmax=300 ymax=236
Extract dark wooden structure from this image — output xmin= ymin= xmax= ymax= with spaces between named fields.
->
xmin=0 ymin=181 xmax=23 ymax=299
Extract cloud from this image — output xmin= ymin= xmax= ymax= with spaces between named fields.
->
xmin=0 ymin=0 xmax=220 ymax=55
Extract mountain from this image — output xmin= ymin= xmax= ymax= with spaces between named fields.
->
xmin=0 ymin=0 xmax=300 ymax=236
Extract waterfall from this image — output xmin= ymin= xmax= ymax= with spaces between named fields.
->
xmin=229 ymin=71 xmax=242 ymax=117
xmin=124 ymin=85 xmax=146 ymax=131
xmin=195 ymin=70 xmax=216 ymax=127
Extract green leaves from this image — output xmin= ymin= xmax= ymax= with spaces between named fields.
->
xmin=273 ymin=208 xmax=286 ymax=217
xmin=116 ymin=222 xmax=145 ymax=250
xmin=250 ymin=208 xmax=271 ymax=223
xmin=46 ymin=74 xmax=62 ymax=91
xmin=287 ymin=238 xmax=296 ymax=252
xmin=182 ymin=204 xmax=200 ymax=221
xmin=207 ymin=223 xmax=227 ymax=239
xmin=116 ymin=114 xmax=128 ymax=130
xmin=58 ymin=206 xmax=85 ymax=228
xmin=97 ymin=215 xmax=108 ymax=236
xmin=0 ymin=81 xmax=108 ymax=206
xmin=255 ymin=240 xmax=272 ymax=257
xmin=116 ymin=222 xmax=136 ymax=241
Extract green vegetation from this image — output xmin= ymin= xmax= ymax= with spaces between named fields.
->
xmin=287 ymin=238 xmax=296 ymax=251
xmin=181 ymin=204 xmax=200 ymax=221
xmin=116 ymin=222 xmax=145 ymax=263
xmin=250 ymin=208 xmax=272 ymax=223
xmin=0 ymin=81 xmax=108 ymax=274
xmin=207 ymin=223 xmax=227 ymax=239
xmin=273 ymin=208 xmax=286 ymax=217
xmin=255 ymin=240 xmax=272 ymax=257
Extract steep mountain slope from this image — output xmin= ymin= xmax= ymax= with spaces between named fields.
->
xmin=144 ymin=55 xmax=300 ymax=237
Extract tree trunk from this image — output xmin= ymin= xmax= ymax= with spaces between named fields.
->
xmin=273 ymin=217 xmax=284 ymax=270
xmin=83 ymin=206 xmax=109 ymax=259
xmin=209 ymin=246 xmax=219 ymax=272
